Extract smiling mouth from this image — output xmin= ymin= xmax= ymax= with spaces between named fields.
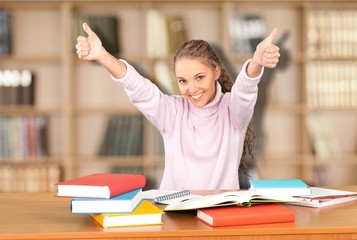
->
xmin=191 ymin=93 xmax=203 ymax=100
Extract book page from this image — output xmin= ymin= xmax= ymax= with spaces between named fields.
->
xmin=163 ymin=190 xmax=297 ymax=211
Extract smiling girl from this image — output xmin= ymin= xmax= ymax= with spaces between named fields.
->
xmin=76 ymin=22 xmax=280 ymax=190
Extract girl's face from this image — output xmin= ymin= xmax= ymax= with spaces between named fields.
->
xmin=175 ymin=58 xmax=220 ymax=108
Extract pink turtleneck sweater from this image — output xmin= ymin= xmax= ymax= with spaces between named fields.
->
xmin=111 ymin=59 xmax=263 ymax=190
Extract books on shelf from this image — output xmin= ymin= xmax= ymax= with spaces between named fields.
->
xmin=306 ymin=9 xmax=357 ymax=110
xmin=289 ymin=187 xmax=357 ymax=208
xmin=110 ymin=166 xmax=144 ymax=175
xmin=162 ymin=190 xmax=298 ymax=211
xmin=0 ymin=115 xmax=48 ymax=160
xmin=146 ymin=8 xmax=186 ymax=95
xmin=305 ymin=61 xmax=357 ymax=109
xmin=307 ymin=9 xmax=357 ymax=58
xmin=196 ymin=203 xmax=295 ymax=227
xmin=56 ymin=173 xmax=146 ymax=199
xmin=0 ymin=163 xmax=61 ymax=192
xmin=0 ymin=69 xmax=35 ymax=106
xmin=146 ymin=8 xmax=187 ymax=57
xmin=71 ymin=188 xmax=143 ymax=214
xmin=72 ymin=13 xmax=119 ymax=55
xmin=0 ymin=9 xmax=11 ymax=55
xmin=90 ymin=200 xmax=164 ymax=228
xmin=98 ymin=115 xmax=143 ymax=156
xmin=229 ymin=14 xmax=266 ymax=54
xmin=249 ymin=179 xmax=312 ymax=197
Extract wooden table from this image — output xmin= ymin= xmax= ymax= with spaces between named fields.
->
xmin=1 ymin=186 xmax=357 ymax=239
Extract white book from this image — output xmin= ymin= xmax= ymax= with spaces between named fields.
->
xmin=289 ymin=187 xmax=357 ymax=208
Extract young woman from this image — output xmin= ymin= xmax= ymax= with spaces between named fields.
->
xmin=76 ymin=23 xmax=280 ymax=190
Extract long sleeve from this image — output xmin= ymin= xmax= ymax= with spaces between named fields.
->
xmin=228 ymin=59 xmax=263 ymax=131
xmin=110 ymin=59 xmax=181 ymax=134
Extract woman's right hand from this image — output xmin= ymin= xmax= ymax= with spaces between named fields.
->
xmin=76 ymin=22 xmax=104 ymax=61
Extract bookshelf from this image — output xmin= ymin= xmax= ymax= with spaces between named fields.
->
xmin=302 ymin=2 xmax=357 ymax=186
xmin=1 ymin=1 xmax=356 ymax=192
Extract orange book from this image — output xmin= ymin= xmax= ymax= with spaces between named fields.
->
xmin=90 ymin=200 xmax=164 ymax=228
xmin=56 ymin=173 xmax=146 ymax=199
xmin=196 ymin=204 xmax=295 ymax=227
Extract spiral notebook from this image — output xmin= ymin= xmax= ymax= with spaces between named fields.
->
xmin=153 ymin=190 xmax=201 ymax=205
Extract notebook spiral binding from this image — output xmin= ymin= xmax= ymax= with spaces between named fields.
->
xmin=154 ymin=190 xmax=191 ymax=202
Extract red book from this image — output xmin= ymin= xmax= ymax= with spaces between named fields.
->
xmin=196 ymin=204 xmax=295 ymax=227
xmin=56 ymin=173 xmax=146 ymax=199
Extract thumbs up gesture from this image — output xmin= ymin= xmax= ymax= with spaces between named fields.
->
xmin=253 ymin=27 xmax=280 ymax=69
xmin=76 ymin=22 xmax=104 ymax=61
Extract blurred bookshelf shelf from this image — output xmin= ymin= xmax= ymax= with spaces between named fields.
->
xmin=73 ymin=106 xmax=140 ymax=115
xmin=0 ymin=56 xmax=60 ymax=65
xmin=0 ymin=106 xmax=62 ymax=115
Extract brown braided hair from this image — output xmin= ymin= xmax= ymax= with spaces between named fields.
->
xmin=173 ymin=39 xmax=255 ymax=169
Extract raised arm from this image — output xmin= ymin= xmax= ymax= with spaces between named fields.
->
xmin=247 ymin=27 xmax=280 ymax=77
xmin=76 ymin=22 xmax=126 ymax=79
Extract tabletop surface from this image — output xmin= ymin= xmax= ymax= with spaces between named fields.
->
xmin=1 ymin=186 xmax=357 ymax=239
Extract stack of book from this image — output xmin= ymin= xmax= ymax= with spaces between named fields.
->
xmin=248 ymin=178 xmax=357 ymax=208
xmin=151 ymin=181 xmax=299 ymax=227
xmin=55 ymin=173 xmax=164 ymax=228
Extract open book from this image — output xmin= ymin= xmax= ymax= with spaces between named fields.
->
xmin=163 ymin=190 xmax=298 ymax=211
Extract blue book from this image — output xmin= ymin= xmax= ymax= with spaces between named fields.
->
xmin=70 ymin=188 xmax=142 ymax=214
xmin=249 ymin=179 xmax=311 ymax=196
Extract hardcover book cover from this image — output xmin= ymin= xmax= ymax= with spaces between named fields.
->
xmin=56 ymin=173 xmax=146 ymax=199
xmin=249 ymin=179 xmax=312 ymax=196
xmin=90 ymin=200 xmax=164 ymax=228
xmin=71 ymin=188 xmax=142 ymax=214
xmin=197 ymin=203 xmax=295 ymax=227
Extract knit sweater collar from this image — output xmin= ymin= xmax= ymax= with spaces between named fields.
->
xmin=188 ymin=81 xmax=223 ymax=118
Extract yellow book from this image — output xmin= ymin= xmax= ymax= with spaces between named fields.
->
xmin=90 ymin=200 xmax=164 ymax=228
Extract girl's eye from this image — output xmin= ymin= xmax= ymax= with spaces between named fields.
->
xmin=197 ymin=75 xmax=204 ymax=80
xmin=178 ymin=79 xmax=186 ymax=84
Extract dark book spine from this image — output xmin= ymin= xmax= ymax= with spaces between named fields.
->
xmin=72 ymin=13 xmax=119 ymax=55
xmin=18 ymin=70 xmax=35 ymax=105
xmin=0 ymin=10 xmax=12 ymax=55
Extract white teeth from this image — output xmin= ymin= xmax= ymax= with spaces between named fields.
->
xmin=191 ymin=93 xmax=203 ymax=99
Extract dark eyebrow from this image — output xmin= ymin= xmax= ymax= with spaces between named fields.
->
xmin=176 ymin=72 xmax=204 ymax=80
xmin=194 ymin=72 xmax=204 ymax=77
